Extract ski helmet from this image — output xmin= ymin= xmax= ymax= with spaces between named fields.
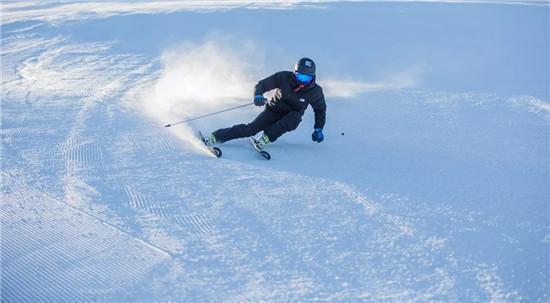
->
xmin=294 ymin=58 xmax=316 ymax=76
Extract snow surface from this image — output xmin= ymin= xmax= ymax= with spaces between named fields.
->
xmin=1 ymin=1 xmax=549 ymax=302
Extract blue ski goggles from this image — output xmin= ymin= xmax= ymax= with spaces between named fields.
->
xmin=294 ymin=72 xmax=313 ymax=84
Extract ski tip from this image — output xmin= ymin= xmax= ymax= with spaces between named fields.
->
xmin=165 ymin=124 xmax=171 ymax=128
xmin=260 ymin=151 xmax=271 ymax=160
xmin=213 ymin=147 xmax=222 ymax=158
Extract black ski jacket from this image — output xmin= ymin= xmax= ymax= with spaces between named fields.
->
xmin=254 ymin=71 xmax=326 ymax=129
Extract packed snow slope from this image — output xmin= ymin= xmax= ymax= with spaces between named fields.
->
xmin=1 ymin=1 xmax=549 ymax=302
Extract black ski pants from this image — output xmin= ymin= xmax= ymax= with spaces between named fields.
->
xmin=213 ymin=109 xmax=302 ymax=143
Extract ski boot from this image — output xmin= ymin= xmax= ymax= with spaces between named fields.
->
xmin=253 ymin=133 xmax=270 ymax=150
xmin=203 ymin=133 xmax=217 ymax=147
xmin=250 ymin=133 xmax=271 ymax=160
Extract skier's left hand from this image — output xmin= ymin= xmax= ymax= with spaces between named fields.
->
xmin=312 ymin=128 xmax=324 ymax=143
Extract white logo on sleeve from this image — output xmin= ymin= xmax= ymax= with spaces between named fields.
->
xmin=299 ymin=98 xmax=305 ymax=102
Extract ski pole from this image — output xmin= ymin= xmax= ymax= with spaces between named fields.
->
xmin=164 ymin=102 xmax=254 ymax=128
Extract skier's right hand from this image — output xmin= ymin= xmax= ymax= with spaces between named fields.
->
xmin=312 ymin=128 xmax=324 ymax=143
xmin=254 ymin=95 xmax=267 ymax=106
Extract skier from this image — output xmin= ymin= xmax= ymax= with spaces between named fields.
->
xmin=203 ymin=57 xmax=326 ymax=150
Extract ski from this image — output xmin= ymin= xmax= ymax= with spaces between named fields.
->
xmin=198 ymin=131 xmax=222 ymax=158
xmin=249 ymin=137 xmax=271 ymax=160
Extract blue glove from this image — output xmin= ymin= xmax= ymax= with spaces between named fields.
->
xmin=312 ymin=128 xmax=324 ymax=143
xmin=254 ymin=95 xmax=267 ymax=106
